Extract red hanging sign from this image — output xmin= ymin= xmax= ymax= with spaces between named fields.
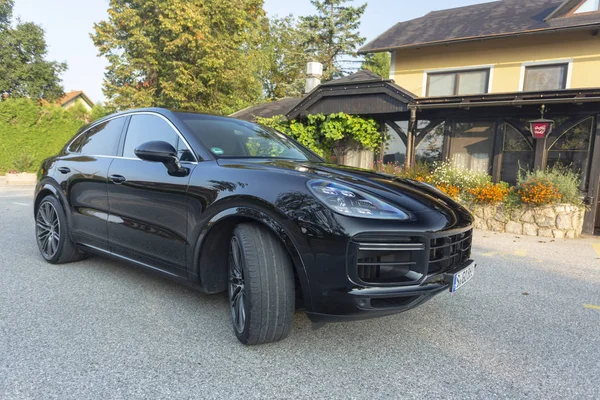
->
xmin=529 ymin=118 xmax=554 ymax=139
xmin=531 ymin=122 xmax=550 ymax=139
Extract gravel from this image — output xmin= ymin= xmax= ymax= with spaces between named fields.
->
xmin=1 ymin=186 xmax=599 ymax=399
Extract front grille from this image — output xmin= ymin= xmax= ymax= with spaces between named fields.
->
xmin=353 ymin=236 xmax=427 ymax=285
xmin=429 ymin=229 xmax=472 ymax=274
xmin=350 ymin=229 xmax=472 ymax=286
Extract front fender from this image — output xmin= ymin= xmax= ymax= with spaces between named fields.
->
xmin=191 ymin=201 xmax=314 ymax=312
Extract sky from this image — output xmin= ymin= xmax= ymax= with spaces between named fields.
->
xmin=12 ymin=0 xmax=491 ymax=104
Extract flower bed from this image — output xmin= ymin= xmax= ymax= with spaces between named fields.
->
xmin=374 ymin=161 xmax=586 ymax=239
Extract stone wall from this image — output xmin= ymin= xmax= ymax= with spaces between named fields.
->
xmin=469 ymin=203 xmax=585 ymax=239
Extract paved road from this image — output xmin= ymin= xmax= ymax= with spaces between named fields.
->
xmin=1 ymin=184 xmax=599 ymax=399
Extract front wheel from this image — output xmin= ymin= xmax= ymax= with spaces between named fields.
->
xmin=228 ymin=223 xmax=295 ymax=345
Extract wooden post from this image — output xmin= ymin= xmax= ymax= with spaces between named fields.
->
xmin=379 ymin=121 xmax=386 ymax=164
xmin=491 ymin=119 xmax=504 ymax=182
xmin=406 ymin=108 xmax=417 ymax=169
xmin=533 ymin=137 xmax=547 ymax=170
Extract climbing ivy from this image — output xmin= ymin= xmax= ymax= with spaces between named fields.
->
xmin=257 ymin=113 xmax=382 ymax=159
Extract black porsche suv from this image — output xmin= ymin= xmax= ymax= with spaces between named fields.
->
xmin=34 ymin=108 xmax=476 ymax=344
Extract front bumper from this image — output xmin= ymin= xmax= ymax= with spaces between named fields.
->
xmin=307 ymin=259 xmax=475 ymax=322
xmin=304 ymin=226 xmax=475 ymax=323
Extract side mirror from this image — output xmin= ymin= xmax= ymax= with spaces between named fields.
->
xmin=134 ymin=141 xmax=188 ymax=176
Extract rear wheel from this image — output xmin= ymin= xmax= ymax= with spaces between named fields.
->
xmin=228 ymin=223 xmax=295 ymax=345
xmin=35 ymin=195 xmax=86 ymax=264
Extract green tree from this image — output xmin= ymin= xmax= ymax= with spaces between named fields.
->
xmin=92 ymin=0 xmax=265 ymax=115
xmin=0 ymin=0 xmax=66 ymax=100
xmin=90 ymin=103 xmax=108 ymax=122
xmin=361 ymin=52 xmax=390 ymax=79
xmin=258 ymin=16 xmax=309 ymax=100
xmin=299 ymin=0 xmax=367 ymax=81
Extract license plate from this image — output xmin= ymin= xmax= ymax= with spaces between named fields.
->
xmin=450 ymin=262 xmax=476 ymax=293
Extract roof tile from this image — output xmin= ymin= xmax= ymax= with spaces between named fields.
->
xmin=359 ymin=0 xmax=600 ymax=53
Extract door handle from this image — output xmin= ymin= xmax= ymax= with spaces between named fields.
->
xmin=109 ymin=174 xmax=126 ymax=184
xmin=58 ymin=167 xmax=71 ymax=174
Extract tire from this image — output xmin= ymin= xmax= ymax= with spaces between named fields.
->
xmin=35 ymin=195 xmax=86 ymax=264
xmin=228 ymin=223 xmax=295 ymax=345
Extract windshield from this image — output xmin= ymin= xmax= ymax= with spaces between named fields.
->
xmin=176 ymin=113 xmax=321 ymax=162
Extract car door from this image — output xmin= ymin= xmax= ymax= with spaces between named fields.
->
xmin=55 ymin=116 xmax=126 ymax=251
xmin=107 ymin=113 xmax=196 ymax=277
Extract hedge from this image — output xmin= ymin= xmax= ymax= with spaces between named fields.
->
xmin=0 ymin=98 xmax=96 ymax=174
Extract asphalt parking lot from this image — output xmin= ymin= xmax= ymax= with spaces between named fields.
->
xmin=1 ymin=184 xmax=599 ymax=399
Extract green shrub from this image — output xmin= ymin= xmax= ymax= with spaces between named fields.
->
xmin=517 ymin=165 xmax=582 ymax=206
xmin=0 ymin=98 xmax=88 ymax=173
xmin=10 ymin=150 xmax=38 ymax=172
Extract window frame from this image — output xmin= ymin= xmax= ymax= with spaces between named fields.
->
xmin=571 ymin=0 xmax=600 ymax=15
xmin=65 ymin=112 xmax=198 ymax=163
xmin=424 ymin=67 xmax=492 ymax=97
xmin=520 ymin=60 xmax=572 ymax=92
xmin=66 ymin=115 xmax=127 ymax=156
xmin=448 ymin=120 xmax=496 ymax=174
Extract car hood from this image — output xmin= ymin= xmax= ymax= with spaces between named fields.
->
xmin=217 ymin=159 xmax=473 ymax=220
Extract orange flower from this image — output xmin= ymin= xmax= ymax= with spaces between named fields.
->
xmin=468 ymin=183 xmax=509 ymax=204
xmin=516 ymin=179 xmax=561 ymax=205
xmin=436 ymin=184 xmax=460 ymax=199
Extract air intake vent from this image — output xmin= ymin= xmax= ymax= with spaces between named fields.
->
xmin=429 ymin=229 xmax=472 ymax=274
xmin=352 ymin=236 xmax=426 ymax=285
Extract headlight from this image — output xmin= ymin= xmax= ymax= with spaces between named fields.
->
xmin=307 ymin=180 xmax=409 ymax=220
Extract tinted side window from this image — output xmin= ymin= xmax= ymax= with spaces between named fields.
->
xmin=123 ymin=115 xmax=179 ymax=159
xmin=67 ymin=132 xmax=86 ymax=153
xmin=80 ymin=118 xmax=125 ymax=156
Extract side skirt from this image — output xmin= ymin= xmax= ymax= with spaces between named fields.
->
xmin=77 ymin=243 xmax=207 ymax=292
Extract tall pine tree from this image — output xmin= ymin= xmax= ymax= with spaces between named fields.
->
xmin=299 ymin=0 xmax=366 ymax=81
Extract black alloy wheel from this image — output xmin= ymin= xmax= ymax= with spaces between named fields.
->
xmin=36 ymin=200 xmax=60 ymax=260
xmin=227 ymin=223 xmax=295 ymax=345
xmin=228 ymin=236 xmax=246 ymax=334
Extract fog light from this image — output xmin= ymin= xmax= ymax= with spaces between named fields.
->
xmin=357 ymin=299 xmax=370 ymax=308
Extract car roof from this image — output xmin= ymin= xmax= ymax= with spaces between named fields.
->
xmin=79 ymin=107 xmax=248 ymax=135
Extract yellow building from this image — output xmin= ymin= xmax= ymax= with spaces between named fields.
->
xmin=360 ymin=0 xmax=600 ymax=234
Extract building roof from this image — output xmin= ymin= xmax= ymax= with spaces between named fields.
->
xmin=320 ymin=69 xmax=384 ymax=86
xmin=58 ymin=91 xmax=94 ymax=108
xmin=411 ymin=87 xmax=600 ymax=110
xmin=230 ymin=97 xmax=301 ymax=121
xmin=287 ymin=70 xmax=416 ymax=119
xmin=359 ymin=0 xmax=600 ymax=53
xmin=231 ymin=71 xmax=417 ymax=121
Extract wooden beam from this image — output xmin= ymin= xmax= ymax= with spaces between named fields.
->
xmin=491 ymin=119 xmax=504 ymax=182
xmin=384 ymin=120 xmax=408 ymax=144
xmin=406 ymin=109 xmax=417 ymax=169
xmin=414 ymin=119 xmax=444 ymax=147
